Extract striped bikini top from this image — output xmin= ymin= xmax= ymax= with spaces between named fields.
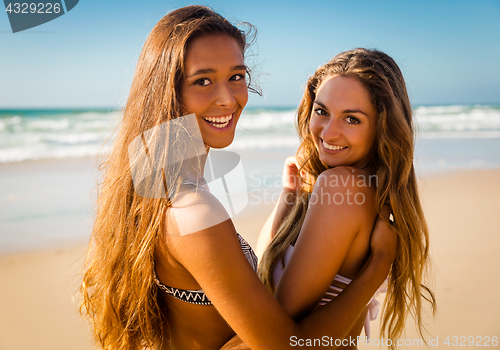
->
xmin=154 ymin=233 xmax=258 ymax=305
xmin=272 ymin=244 xmax=386 ymax=339
xmin=272 ymin=244 xmax=352 ymax=305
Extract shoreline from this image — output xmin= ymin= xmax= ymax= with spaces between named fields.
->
xmin=0 ymin=157 xmax=98 ymax=254
xmin=1 ymin=160 xmax=499 ymax=349
xmin=1 ymin=153 xmax=499 ymax=256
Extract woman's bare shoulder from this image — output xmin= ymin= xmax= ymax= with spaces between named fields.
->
xmin=313 ymin=166 xmax=377 ymax=208
xmin=164 ymin=186 xmax=231 ymax=238
xmin=316 ymin=166 xmax=377 ymax=190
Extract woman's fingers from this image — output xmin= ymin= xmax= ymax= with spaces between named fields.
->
xmin=282 ymin=156 xmax=300 ymax=191
xmin=284 ymin=156 xmax=297 ymax=167
xmin=371 ymin=205 xmax=398 ymax=263
xmin=379 ymin=203 xmax=392 ymax=222
xmin=219 ymin=335 xmax=251 ymax=350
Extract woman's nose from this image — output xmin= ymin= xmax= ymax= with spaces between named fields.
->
xmin=322 ymin=118 xmax=341 ymax=140
xmin=214 ymin=82 xmax=236 ymax=108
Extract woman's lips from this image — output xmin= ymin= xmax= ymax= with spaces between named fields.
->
xmin=321 ymin=138 xmax=347 ymax=152
xmin=202 ymin=113 xmax=233 ymax=129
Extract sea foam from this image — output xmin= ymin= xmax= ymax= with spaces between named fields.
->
xmin=1 ymin=105 xmax=499 ymax=164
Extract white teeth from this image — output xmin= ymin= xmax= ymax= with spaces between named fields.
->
xmin=213 ymin=120 xmax=230 ymax=128
xmin=203 ymin=114 xmax=233 ymax=123
xmin=322 ymin=140 xmax=346 ymax=151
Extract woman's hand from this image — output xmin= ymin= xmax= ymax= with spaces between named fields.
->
xmin=370 ymin=204 xmax=398 ymax=265
xmin=282 ymin=156 xmax=301 ymax=193
xmin=220 ymin=335 xmax=251 ymax=350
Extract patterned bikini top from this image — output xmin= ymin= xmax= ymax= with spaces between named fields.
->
xmin=272 ymin=245 xmax=353 ymax=303
xmin=154 ymin=233 xmax=258 ymax=306
xmin=272 ymin=244 xmax=386 ymax=339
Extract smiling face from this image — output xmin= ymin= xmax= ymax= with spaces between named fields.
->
xmin=181 ymin=34 xmax=248 ymax=149
xmin=309 ymin=75 xmax=377 ymax=169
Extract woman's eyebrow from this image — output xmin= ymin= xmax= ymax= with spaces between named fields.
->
xmin=232 ymin=64 xmax=248 ymax=71
xmin=313 ymin=101 xmax=328 ymax=110
xmin=314 ymin=101 xmax=369 ymax=117
xmin=186 ymin=68 xmax=215 ymax=78
xmin=186 ymin=65 xmax=247 ymax=79
xmin=342 ymin=109 xmax=369 ymax=117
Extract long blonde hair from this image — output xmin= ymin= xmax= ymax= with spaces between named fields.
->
xmin=258 ymin=48 xmax=436 ymax=346
xmin=80 ymin=6 xmax=255 ymax=349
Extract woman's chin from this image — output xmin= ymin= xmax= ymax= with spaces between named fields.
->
xmin=205 ymin=137 xmax=235 ymax=150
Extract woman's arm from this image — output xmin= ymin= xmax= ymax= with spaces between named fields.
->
xmin=165 ymin=185 xmax=395 ymax=350
xmin=275 ymin=166 xmax=377 ymax=319
xmin=255 ymin=188 xmax=295 ymax=258
xmin=220 ymin=208 xmax=396 ymax=350
xmin=256 ymin=156 xmax=300 ymax=258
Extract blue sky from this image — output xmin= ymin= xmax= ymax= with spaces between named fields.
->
xmin=0 ymin=0 xmax=499 ymax=108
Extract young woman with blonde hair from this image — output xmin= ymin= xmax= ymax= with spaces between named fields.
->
xmin=80 ymin=7 xmax=396 ymax=350
xmin=258 ymin=48 xmax=436 ymax=348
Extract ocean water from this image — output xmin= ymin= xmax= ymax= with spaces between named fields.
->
xmin=1 ymin=105 xmax=499 ymax=252
xmin=0 ymin=108 xmax=121 ymax=163
xmin=1 ymin=105 xmax=500 ymax=171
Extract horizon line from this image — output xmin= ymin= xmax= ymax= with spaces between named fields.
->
xmin=1 ymin=102 xmax=500 ymax=112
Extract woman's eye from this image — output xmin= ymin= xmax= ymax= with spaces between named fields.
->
xmin=230 ymin=74 xmax=246 ymax=82
xmin=346 ymin=116 xmax=361 ymax=124
xmin=194 ymin=78 xmax=211 ymax=86
xmin=314 ymin=108 xmax=328 ymax=116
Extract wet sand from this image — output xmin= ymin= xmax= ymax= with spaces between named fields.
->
xmin=0 ymin=158 xmax=499 ymax=349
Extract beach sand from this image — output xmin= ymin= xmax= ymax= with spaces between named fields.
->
xmin=0 ymin=159 xmax=499 ymax=349
xmin=358 ymin=169 xmax=500 ymax=349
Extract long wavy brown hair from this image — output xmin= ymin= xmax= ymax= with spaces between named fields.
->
xmin=258 ymin=48 xmax=436 ymax=347
xmin=79 ymin=6 xmax=256 ymax=349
